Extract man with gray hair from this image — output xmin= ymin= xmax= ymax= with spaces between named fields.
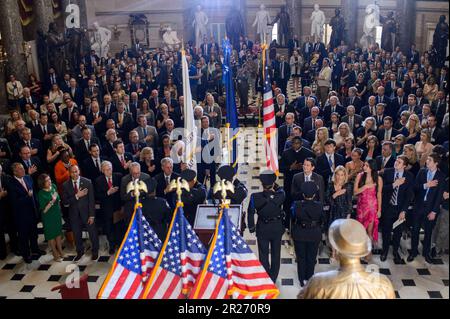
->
xmin=344 ymin=86 xmax=362 ymax=114
xmin=120 ymin=162 xmax=151 ymax=222
xmin=342 ymin=105 xmax=363 ymax=134
xmin=154 ymin=157 xmax=179 ymax=209
xmin=95 ymin=160 xmax=123 ymax=254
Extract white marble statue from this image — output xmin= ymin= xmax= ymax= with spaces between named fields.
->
xmin=310 ymin=4 xmax=326 ymax=42
xmin=90 ymin=22 xmax=112 ymax=58
xmin=252 ymin=4 xmax=272 ymax=44
xmin=193 ymin=5 xmax=209 ymax=50
xmin=360 ymin=4 xmax=380 ymax=50
xmin=162 ymin=25 xmax=181 ymax=51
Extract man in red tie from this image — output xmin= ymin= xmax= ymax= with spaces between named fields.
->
xmin=111 ymin=139 xmax=133 ymax=175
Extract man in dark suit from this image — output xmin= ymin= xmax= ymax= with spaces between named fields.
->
xmin=68 ymin=78 xmax=84 ymax=107
xmin=279 ymin=136 xmax=315 ymax=229
xmin=75 ymin=126 xmax=101 ymax=161
xmin=19 ymin=88 xmax=38 ymax=113
xmin=344 ymin=87 xmax=363 ymax=114
xmin=61 ymin=98 xmax=79 ymax=129
xmin=273 ymin=94 xmax=294 ymax=128
xmin=17 ymin=145 xmax=43 ymax=188
xmin=110 ymin=139 xmax=133 ymax=176
xmin=377 ymin=116 xmax=398 ymax=143
xmin=302 ymin=36 xmax=313 ymax=62
xmin=44 ymin=67 xmax=60 ymax=93
xmin=407 ymin=44 xmax=420 ymax=65
xmin=397 ymin=94 xmax=421 ymax=118
xmin=111 ymin=102 xmax=133 ymax=137
xmin=101 ymin=94 xmax=117 ymax=119
xmin=62 ymin=165 xmax=99 ymax=261
xmin=385 ymin=75 xmax=402 ymax=98
xmin=154 ymin=157 xmax=179 ymax=209
xmin=390 ymin=88 xmax=407 ymax=112
xmin=427 ymin=115 xmax=444 ymax=145
xmin=322 ymin=96 xmax=345 ymax=124
xmin=409 ymin=153 xmax=446 ymax=263
xmin=303 ymin=107 xmax=321 ymax=134
xmin=278 ymin=113 xmax=296 ymax=156
xmin=316 ymin=139 xmax=345 ymax=186
xmin=95 ymin=161 xmax=123 ymax=255
xmin=295 ymin=94 xmax=318 ymax=126
xmin=341 ymin=105 xmax=363 ymax=134
xmin=0 ymin=164 xmax=18 ymax=259
xmin=32 ymin=113 xmax=57 ymax=151
xmin=360 ymin=96 xmax=377 ymax=119
xmin=291 ymin=158 xmax=325 ymax=204
xmin=15 ymin=127 xmax=42 ymax=161
xmin=119 ymin=162 xmax=151 ymax=222
xmin=87 ymin=100 xmax=108 ymax=139
xmin=7 ymin=163 xmax=44 ymax=263
xmin=274 ymin=56 xmax=291 ymax=96
xmin=376 ymin=141 xmax=396 ymax=173
xmin=81 ymin=143 xmax=104 ymax=181
xmin=288 ymin=35 xmax=300 ymax=57
xmin=125 ymin=130 xmax=147 ymax=161
xmin=380 ymin=156 xmax=414 ymax=262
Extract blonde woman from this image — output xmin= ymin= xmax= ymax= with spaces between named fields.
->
xmin=138 ymin=146 xmax=159 ymax=177
xmin=312 ymin=142 xmax=325 ymax=157
xmin=415 ymin=129 xmax=434 ymax=167
xmin=326 ymin=165 xmax=353 ymax=260
xmin=49 ymin=83 xmax=64 ymax=106
xmin=402 ymin=113 xmax=421 ymax=144
xmin=313 ymin=127 xmax=329 ymax=150
xmin=403 ymin=144 xmax=420 ymax=176
xmin=334 ymin=122 xmax=354 ymax=149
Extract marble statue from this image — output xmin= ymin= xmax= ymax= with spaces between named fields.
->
xmin=225 ymin=6 xmax=245 ymax=50
xmin=432 ymin=15 xmax=449 ymax=68
xmin=90 ymin=22 xmax=112 ymax=58
xmin=252 ymin=4 xmax=272 ymax=44
xmin=329 ymin=8 xmax=345 ymax=49
xmin=193 ymin=5 xmax=209 ymax=50
xmin=162 ymin=25 xmax=181 ymax=51
xmin=380 ymin=11 xmax=397 ymax=52
xmin=310 ymin=4 xmax=326 ymax=42
xmin=271 ymin=5 xmax=291 ymax=47
xmin=360 ymin=4 xmax=380 ymax=50
xmin=299 ymin=219 xmax=395 ymax=299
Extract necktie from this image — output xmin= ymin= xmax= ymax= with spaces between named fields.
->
xmin=424 ymin=170 xmax=433 ymax=201
xmin=120 ymin=156 xmax=125 ymax=167
xmin=107 ymin=177 xmax=112 ymax=189
xmin=143 ymin=127 xmax=147 ymax=137
xmin=26 ymin=160 xmax=31 ymax=168
xmin=312 ymin=119 xmax=315 ymax=130
xmin=27 ymin=141 xmax=31 ymax=148
xmin=166 ymin=176 xmax=170 ymax=186
xmin=20 ymin=178 xmax=28 ymax=192
xmin=382 ymin=157 xmax=387 ymax=168
xmin=119 ymin=113 xmax=123 ymax=125
xmin=349 ymin=116 xmax=354 ymax=130
xmin=390 ymin=172 xmax=400 ymax=205
xmin=328 ymin=155 xmax=333 ymax=169
xmin=73 ymin=181 xmax=78 ymax=193
xmin=85 ymin=140 xmax=90 ymax=149
xmin=281 ymin=63 xmax=284 ymax=79
xmin=385 ymin=129 xmax=390 ymax=141
xmin=287 ymin=125 xmax=292 ymax=136
xmin=133 ymin=144 xmax=138 ymax=153
xmin=371 ymin=106 xmax=375 ymax=116
xmin=95 ymin=158 xmax=100 ymax=171
xmin=43 ymin=126 xmax=47 ymax=135
xmin=332 ymin=106 xmax=335 ymax=113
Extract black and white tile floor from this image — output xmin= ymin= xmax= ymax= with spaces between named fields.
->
xmin=0 ymin=80 xmax=447 ymax=299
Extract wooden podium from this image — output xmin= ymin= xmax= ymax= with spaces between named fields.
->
xmin=193 ymin=204 xmax=242 ymax=246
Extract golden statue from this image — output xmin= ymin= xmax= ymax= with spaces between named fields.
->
xmin=169 ymin=177 xmax=190 ymax=202
xmin=126 ymin=180 xmax=148 ymax=205
xmin=213 ymin=179 xmax=235 ymax=205
xmin=299 ymin=219 xmax=395 ymax=299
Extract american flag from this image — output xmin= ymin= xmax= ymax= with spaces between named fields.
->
xmin=262 ymin=45 xmax=279 ymax=173
xmin=190 ymin=207 xmax=279 ymax=299
xmin=142 ymin=204 xmax=207 ymax=299
xmin=97 ymin=204 xmax=161 ymax=299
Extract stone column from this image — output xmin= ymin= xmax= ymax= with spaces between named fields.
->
xmin=286 ymin=0 xmax=301 ymax=39
xmin=342 ymin=0 xmax=358 ymax=47
xmin=0 ymin=0 xmax=28 ymax=84
xmin=33 ymin=0 xmax=54 ymax=34
xmin=397 ymin=0 xmax=416 ymax=53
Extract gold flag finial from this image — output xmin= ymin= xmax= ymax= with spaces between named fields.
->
xmin=126 ymin=180 xmax=148 ymax=205
xmin=169 ymin=177 xmax=190 ymax=203
xmin=213 ymin=179 xmax=235 ymax=206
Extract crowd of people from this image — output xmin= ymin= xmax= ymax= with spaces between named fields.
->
xmin=0 ymin=33 xmax=448 ymax=289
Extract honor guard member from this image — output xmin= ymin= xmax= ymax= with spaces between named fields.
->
xmin=247 ymin=170 xmax=285 ymax=283
xmin=291 ymin=181 xmax=325 ymax=287
xmin=213 ymin=165 xmax=248 ymax=205
xmin=180 ymin=169 xmax=207 ymax=226
xmin=141 ymin=178 xmax=172 ymax=241
xmin=214 ymin=165 xmax=248 ymax=234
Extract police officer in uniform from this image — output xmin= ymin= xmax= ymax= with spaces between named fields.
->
xmin=141 ymin=178 xmax=173 ymax=241
xmin=247 ymin=170 xmax=285 ymax=283
xmin=180 ymin=169 xmax=207 ymax=226
xmin=214 ymin=165 xmax=248 ymax=234
xmin=291 ymin=181 xmax=325 ymax=287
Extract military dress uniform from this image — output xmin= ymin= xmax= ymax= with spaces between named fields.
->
xmin=141 ymin=178 xmax=173 ymax=241
xmin=291 ymin=182 xmax=325 ymax=286
xmin=247 ymin=170 xmax=285 ymax=283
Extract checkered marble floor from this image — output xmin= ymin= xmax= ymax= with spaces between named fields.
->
xmin=0 ymin=79 xmax=448 ymax=299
